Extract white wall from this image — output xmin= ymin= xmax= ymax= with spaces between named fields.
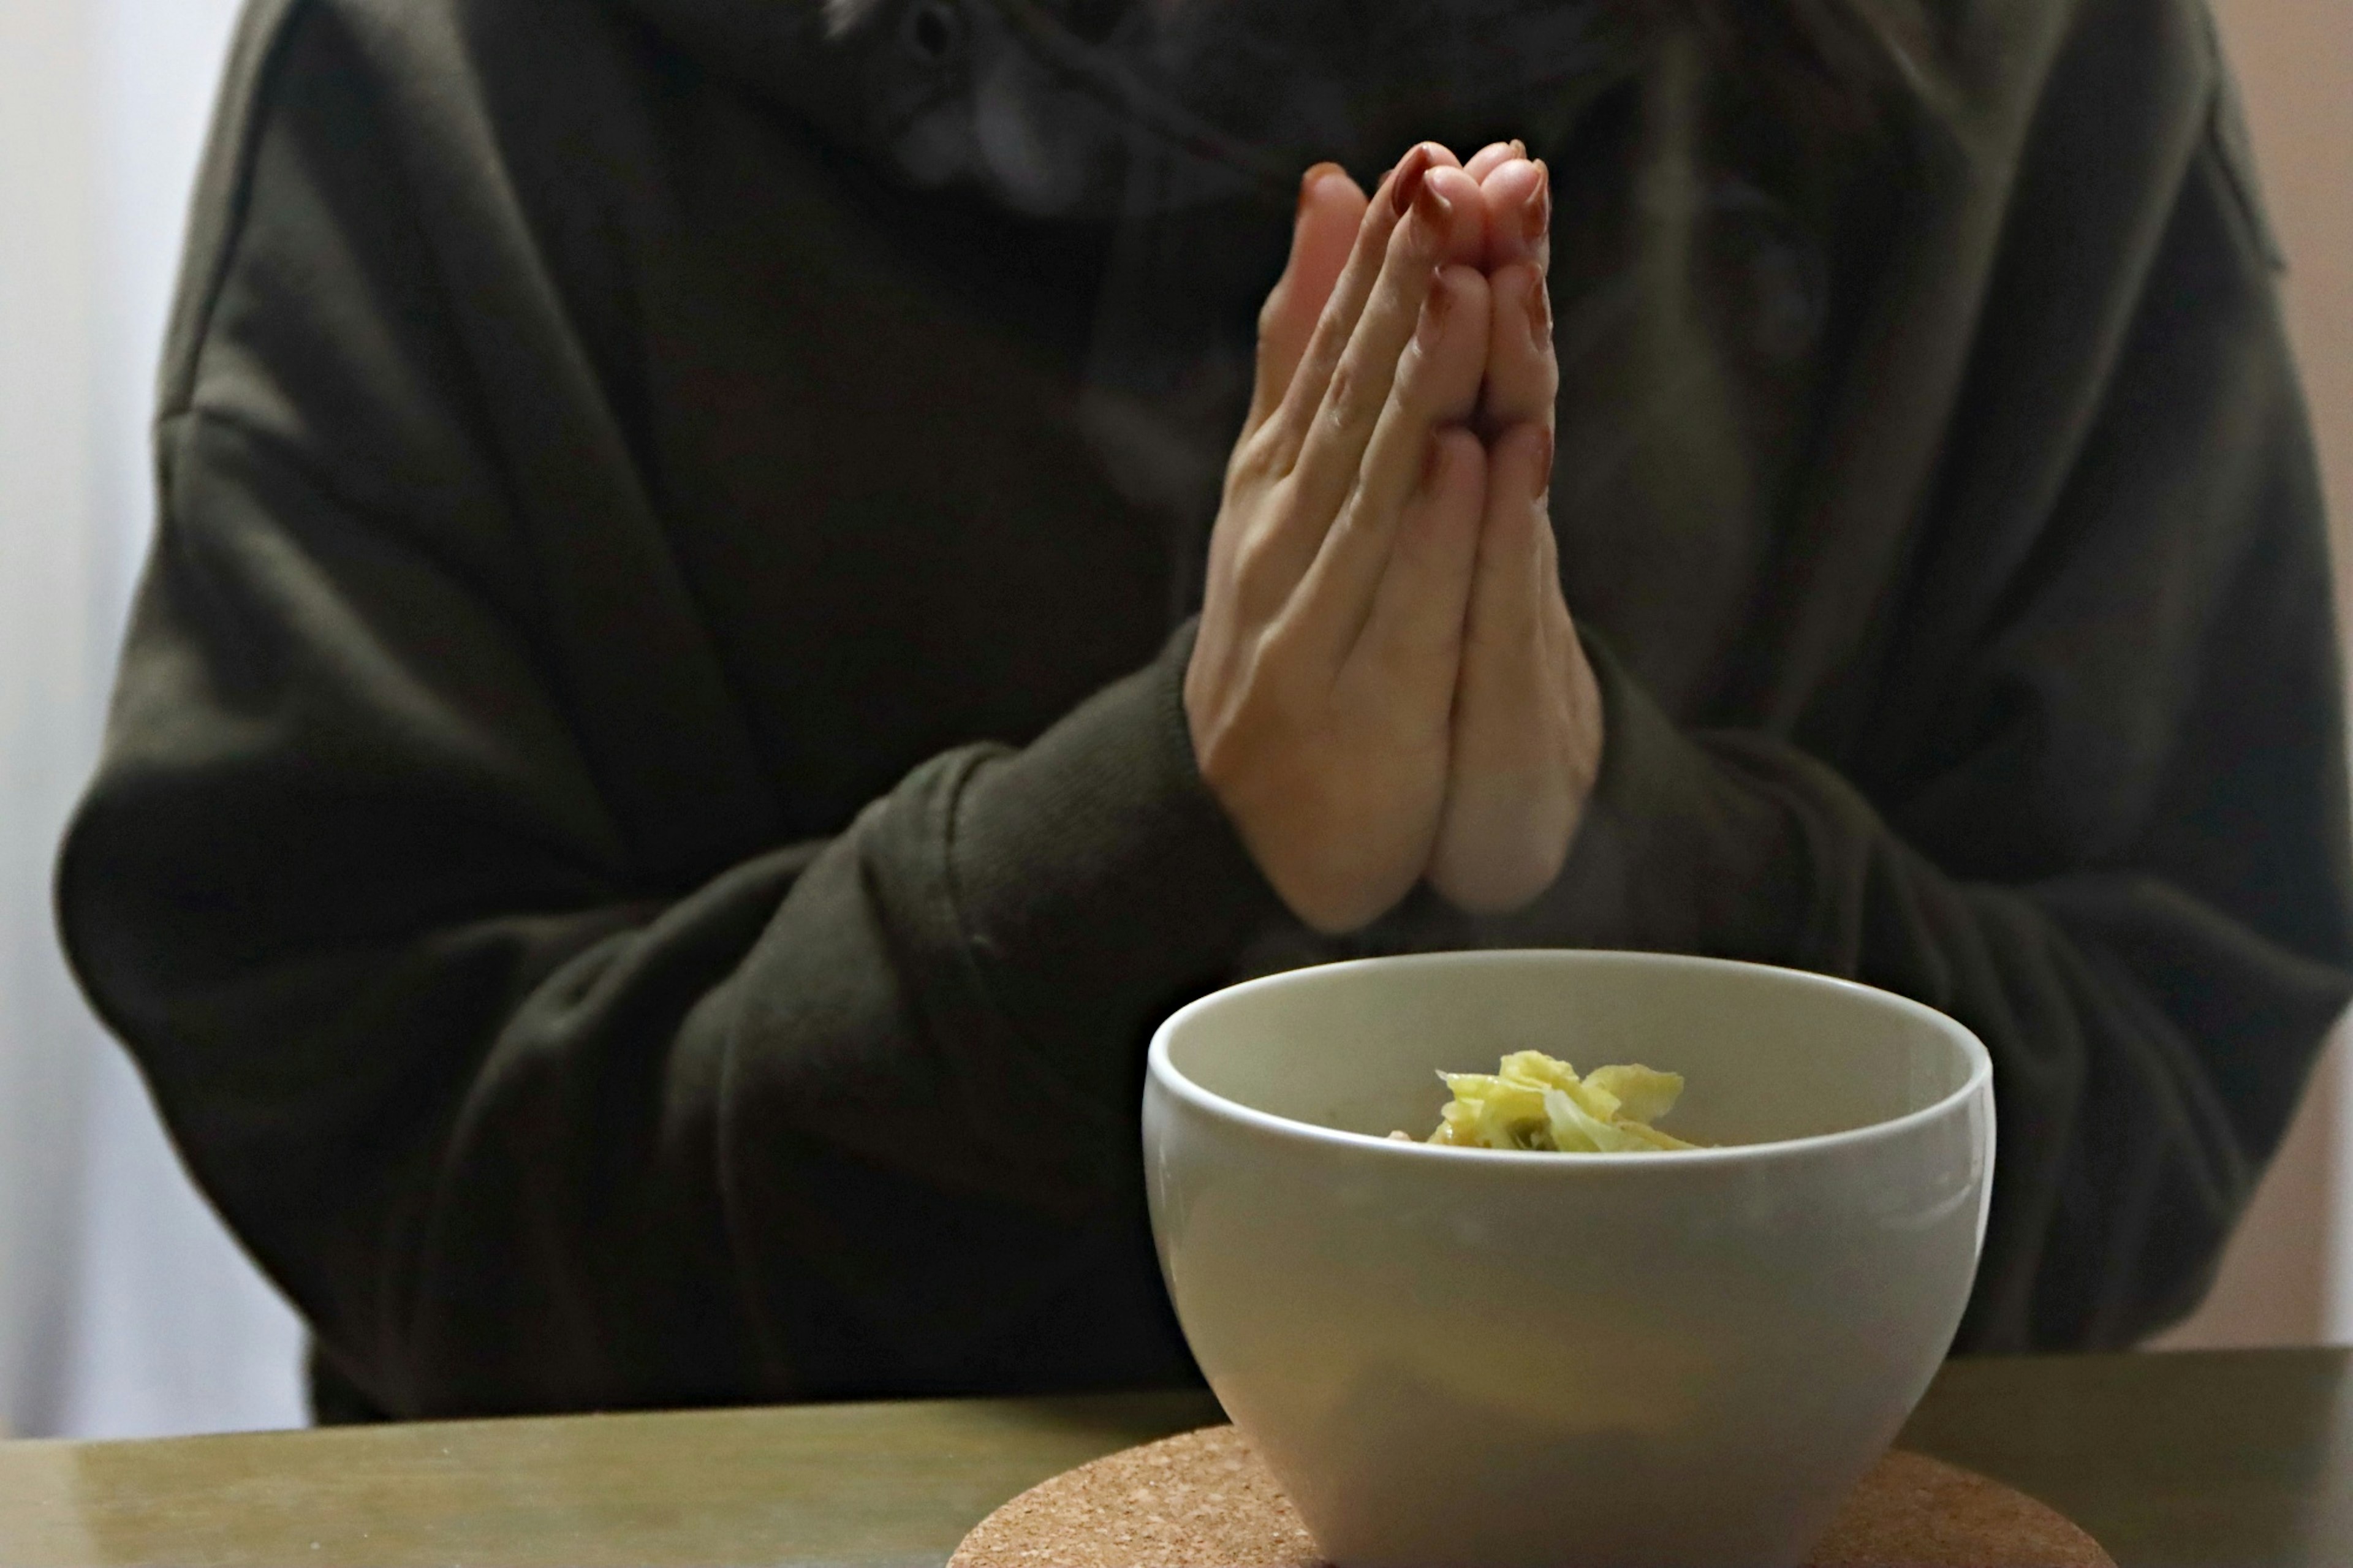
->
xmin=0 ymin=0 xmax=104 ymax=1441
xmin=0 ymin=0 xmax=305 ymax=1439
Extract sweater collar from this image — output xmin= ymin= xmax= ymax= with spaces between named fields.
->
xmin=612 ymin=0 xmax=1654 ymax=218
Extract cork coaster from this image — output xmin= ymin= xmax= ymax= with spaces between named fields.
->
xmin=949 ymin=1425 xmax=2112 ymax=1568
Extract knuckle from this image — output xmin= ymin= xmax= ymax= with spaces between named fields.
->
xmin=1524 ymin=342 xmax=1561 ymax=398
xmin=1256 ymin=288 xmax=1287 ymax=345
xmin=1393 ymin=342 xmax=1439 ymax=411
xmin=1227 ymin=426 xmax=1281 ymax=488
xmin=1323 ymin=358 xmax=1362 ymax=423
xmin=1230 ymin=520 xmax=1283 ymax=591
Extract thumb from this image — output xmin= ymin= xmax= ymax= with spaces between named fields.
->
xmin=1247 ymin=163 xmax=1367 ymax=434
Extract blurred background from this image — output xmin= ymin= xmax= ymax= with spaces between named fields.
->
xmin=0 ymin=0 xmax=2346 ymax=1439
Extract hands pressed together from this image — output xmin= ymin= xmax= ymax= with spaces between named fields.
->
xmin=1185 ymin=141 xmax=1604 ymax=934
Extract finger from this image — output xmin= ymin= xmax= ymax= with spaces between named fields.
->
xmin=1286 ymin=259 xmax=1492 ymax=667
xmin=1534 ymin=489 xmax=1601 ymax=799
xmin=1339 ymin=425 xmax=1487 ymax=713
xmin=1462 ymin=138 xmax=1526 ymax=183
xmin=1257 ymin=147 xmax=1487 ymax=467
xmin=1479 ymin=260 xmax=1558 ymax=439
xmin=1461 ymin=423 xmax=1553 ymax=711
xmin=1477 ymin=156 xmax=1550 ymax=276
xmin=1532 ymin=483 xmax=1605 ymax=833
xmin=1536 ymin=473 xmax=1572 ymax=670
xmin=1284 ymin=164 xmax=1485 ymax=533
xmin=1246 ymin=163 xmax=1370 ymax=437
xmin=1224 ymin=154 xmax=1453 ymax=616
xmin=1252 ymin=142 xmax=1442 ymax=473
xmin=1428 ymin=421 xmax=1575 ymax=912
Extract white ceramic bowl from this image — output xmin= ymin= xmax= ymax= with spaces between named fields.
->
xmin=1143 ymin=950 xmax=1994 ymax=1568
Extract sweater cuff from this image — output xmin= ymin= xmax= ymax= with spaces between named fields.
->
xmin=951 ymin=619 xmax=1287 ymax=1107
xmin=1488 ymin=632 xmax=1819 ymax=961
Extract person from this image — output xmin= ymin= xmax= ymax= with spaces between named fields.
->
xmin=56 ymin=0 xmax=2351 ymax=1424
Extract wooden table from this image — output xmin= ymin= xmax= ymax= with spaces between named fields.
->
xmin=0 ymin=1349 xmax=2343 ymax=1567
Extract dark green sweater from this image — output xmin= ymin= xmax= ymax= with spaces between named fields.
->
xmin=58 ymin=0 xmax=2352 ymax=1422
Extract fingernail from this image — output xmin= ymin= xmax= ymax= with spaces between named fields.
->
xmin=1524 ymin=159 xmax=1552 ymax=244
xmin=1510 ymin=138 xmax=1528 ymax=159
xmin=1390 ymin=144 xmax=1433 ymax=218
xmin=1297 ymin=161 xmax=1343 ymax=218
xmin=1535 ymin=426 xmax=1555 ymax=491
xmin=1411 ymin=169 xmax=1452 ymax=238
xmin=1528 ymin=271 xmax=1552 ymax=350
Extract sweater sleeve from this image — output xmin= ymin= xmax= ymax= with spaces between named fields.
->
xmin=54 ymin=2 xmax=1281 ymax=1419
xmin=1468 ymin=98 xmax=2353 ymax=1351
xmin=59 ymin=410 xmax=1278 ymax=1417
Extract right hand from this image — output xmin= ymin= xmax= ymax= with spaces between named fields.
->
xmin=1184 ymin=145 xmax=1493 ymax=933
xmin=1417 ymin=144 xmax=1605 ymax=914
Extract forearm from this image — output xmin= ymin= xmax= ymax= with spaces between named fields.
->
xmin=65 ymin=567 xmax=1275 ymax=1415
xmin=1469 ymin=638 xmax=2351 ymax=1347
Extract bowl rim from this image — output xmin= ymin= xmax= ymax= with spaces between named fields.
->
xmin=1146 ymin=949 xmax=1993 ymax=1167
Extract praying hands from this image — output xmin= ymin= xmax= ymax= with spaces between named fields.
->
xmin=1185 ymin=140 xmax=1602 ymax=933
